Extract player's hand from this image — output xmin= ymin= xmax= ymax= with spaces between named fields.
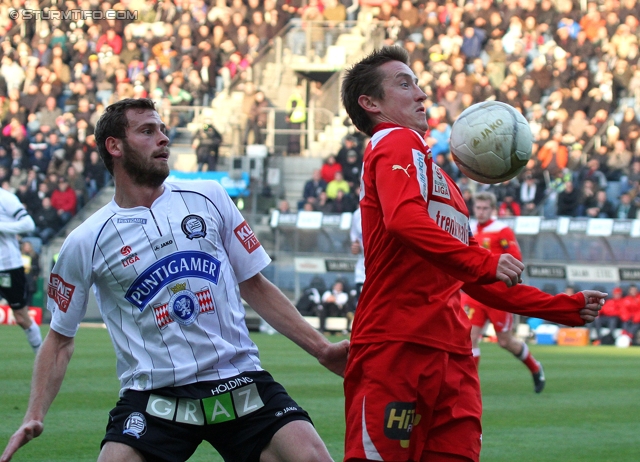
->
xmin=1 ymin=420 xmax=44 ymax=462
xmin=578 ymin=290 xmax=607 ymax=322
xmin=495 ymin=254 xmax=524 ymax=287
xmin=317 ymin=339 xmax=349 ymax=377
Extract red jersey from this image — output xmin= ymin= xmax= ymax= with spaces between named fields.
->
xmin=473 ymin=219 xmax=522 ymax=261
xmin=352 ymin=123 xmax=587 ymax=355
xmin=620 ymin=295 xmax=640 ymax=322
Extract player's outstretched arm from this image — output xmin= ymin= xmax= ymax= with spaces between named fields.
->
xmin=1 ymin=330 xmax=75 ymax=462
xmin=579 ymin=290 xmax=607 ymax=322
xmin=239 ymin=273 xmax=349 ymax=377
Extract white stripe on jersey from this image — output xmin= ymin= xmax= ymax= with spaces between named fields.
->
xmin=48 ymin=181 xmax=271 ymax=394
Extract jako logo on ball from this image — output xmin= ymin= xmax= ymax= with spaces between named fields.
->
xmin=450 ymin=101 xmax=533 ymax=184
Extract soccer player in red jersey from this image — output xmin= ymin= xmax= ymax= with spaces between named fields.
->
xmin=461 ymin=192 xmax=545 ymax=393
xmin=340 ymin=46 xmax=606 ymax=462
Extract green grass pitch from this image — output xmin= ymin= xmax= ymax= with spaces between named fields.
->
xmin=1 ymin=324 xmax=640 ymax=461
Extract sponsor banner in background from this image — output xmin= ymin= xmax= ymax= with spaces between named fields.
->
xmin=619 ymin=268 xmax=640 ymax=281
xmin=325 ymin=259 xmax=356 ymax=273
xmin=566 ymin=265 xmax=620 ymax=283
xmin=0 ymin=306 xmax=43 ymax=325
xmin=527 ymin=265 xmax=567 ymax=279
xmin=167 ymin=171 xmax=250 ymax=197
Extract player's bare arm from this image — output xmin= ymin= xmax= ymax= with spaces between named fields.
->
xmin=579 ymin=290 xmax=607 ymax=322
xmin=1 ymin=330 xmax=75 ymax=462
xmin=495 ymin=254 xmax=524 ymax=287
xmin=239 ymin=273 xmax=349 ymax=377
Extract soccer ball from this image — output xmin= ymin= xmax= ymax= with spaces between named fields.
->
xmin=449 ymin=101 xmax=533 ymax=184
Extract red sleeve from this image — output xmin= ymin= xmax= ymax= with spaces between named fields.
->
xmin=374 ymin=130 xmax=500 ymax=284
xmin=461 ymin=282 xmax=586 ymax=326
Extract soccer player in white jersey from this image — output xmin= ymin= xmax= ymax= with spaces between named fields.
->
xmin=0 ymin=187 xmax=41 ymax=353
xmin=1 ymin=98 xmax=349 ymax=462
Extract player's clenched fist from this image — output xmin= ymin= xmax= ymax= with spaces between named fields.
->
xmin=495 ymin=254 xmax=525 ymax=287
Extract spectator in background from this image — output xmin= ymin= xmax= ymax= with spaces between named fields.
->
xmin=519 ymin=173 xmax=545 ymax=215
xmin=621 ymin=285 xmax=640 ymax=343
xmin=556 ymin=181 xmax=582 ymax=217
xmin=320 ymin=154 xmax=342 ymax=184
xmin=243 ymin=89 xmax=269 ymax=146
xmin=584 ymin=189 xmax=616 ymax=218
xmin=20 ymin=239 xmax=41 ymax=307
xmin=615 ymin=192 xmax=638 ymax=219
xmin=50 ymin=177 xmax=77 ymax=224
xmin=318 ymin=279 xmax=350 ymax=334
xmin=325 ymin=171 xmax=350 ymax=200
xmin=33 ymin=196 xmax=62 ymax=244
xmin=300 ymin=168 xmax=327 ymax=210
xmin=340 ymin=150 xmax=362 ymax=192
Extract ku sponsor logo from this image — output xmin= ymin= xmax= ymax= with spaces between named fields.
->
xmin=234 ymin=220 xmax=260 ymax=253
xmin=48 ymin=273 xmax=75 ymax=313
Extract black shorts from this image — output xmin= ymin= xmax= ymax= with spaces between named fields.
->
xmin=0 ymin=267 xmax=28 ymax=309
xmin=102 ymin=371 xmax=312 ymax=462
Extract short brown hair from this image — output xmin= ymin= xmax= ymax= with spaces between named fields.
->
xmin=473 ymin=191 xmax=497 ymax=209
xmin=341 ymin=46 xmax=410 ymax=136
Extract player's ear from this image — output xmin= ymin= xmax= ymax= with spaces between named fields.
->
xmin=105 ymin=137 xmax=124 ymax=159
xmin=358 ymin=95 xmax=381 ymax=114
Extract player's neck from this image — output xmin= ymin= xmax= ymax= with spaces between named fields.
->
xmin=114 ymin=180 xmax=165 ymax=209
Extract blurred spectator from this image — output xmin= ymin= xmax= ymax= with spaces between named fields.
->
xmin=556 ymin=181 xmax=582 ymax=217
xmin=341 ymin=150 xmax=363 ymax=192
xmin=20 ymin=239 xmax=41 ymax=307
xmin=622 ymin=285 xmax=640 ymax=342
xmin=592 ymin=287 xmax=624 ymax=345
xmin=615 ymin=192 xmax=638 ymax=219
xmin=50 ymin=176 xmax=77 ymax=225
xmin=325 ymin=171 xmax=350 ymax=200
xmin=318 ymin=279 xmax=349 ymax=334
xmin=192 ymin=120 xmax=222 ymax=172
xmin=300 ymin=169 xmax=327 ymax=210
xmin=584 ymin=189 xmax=616 ymax=218
xmin=519 ymin=173 xmax=545 ymax=215
xmin=32 ymin=196 xmax=62 ymax=244
xmin=320 ymin=155 xmax=342 ymax=184
xmin=243 ymin=90 xmax=269 ymax=146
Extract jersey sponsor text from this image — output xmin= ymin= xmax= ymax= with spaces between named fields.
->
xmin=48 ymin=273 xmax=75 ymax=312
xmin=234 ymin=220 xmax=260 ymax=253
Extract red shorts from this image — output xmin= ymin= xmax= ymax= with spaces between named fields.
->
xmin=461 ymin=292 xmax=514 ymax=333
xmin=344 ymin=342 xmax=482 ymax=462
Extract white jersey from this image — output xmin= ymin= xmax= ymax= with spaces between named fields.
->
xmin=350 ymin=208 xmax=365 ymax=284
xmin=0 ymin=188 xmax=36 ymax=270
xmin=47 ymin=180 xmax=271 ymax=394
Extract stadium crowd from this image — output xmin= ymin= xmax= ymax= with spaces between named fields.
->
xmin=1 ymin=0 xmax=640 ymax=318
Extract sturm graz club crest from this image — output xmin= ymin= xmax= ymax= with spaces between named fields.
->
xmin=181 ymin=214 xmax=206 ymax=239
xmin=168 ymin=282 xmax=200 ymax=326
xmin=123 ymin=412 xmax=147 ymax=439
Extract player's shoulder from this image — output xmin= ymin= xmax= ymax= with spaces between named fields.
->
xmin=370 ymin=126 xmax=426 ymax=151
xmin=483 ymin=220 xmax=512 ymax=233
xmin=165 ymin=179 xmax=227 ymax=198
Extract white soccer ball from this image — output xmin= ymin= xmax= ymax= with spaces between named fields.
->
xmin=449 ymin=101 xmax=533 ymax=184
xmin=615 ymin=333 xmax=632 ymax=348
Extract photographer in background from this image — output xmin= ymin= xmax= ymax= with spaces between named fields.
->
xmin=192 ymin=119 xmax=222 ymax=172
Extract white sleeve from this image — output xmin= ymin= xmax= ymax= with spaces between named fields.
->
xmin=0 ymin=193 xmax=35 ymax=235
xmin=47 ymin=228 xmax=93 ymax=337
xmin=212 ymin=181 xmax=271 ymax=283
xmin=350 ymin=208 xmax=362 ymax=244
